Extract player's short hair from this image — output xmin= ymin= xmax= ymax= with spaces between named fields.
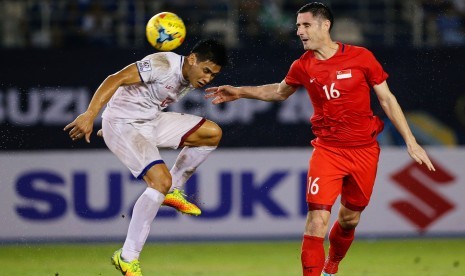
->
xmin=190 ymin=39 xmax=228 ymax=67
xmin=297 ymin=2 xmax=334 ymax=31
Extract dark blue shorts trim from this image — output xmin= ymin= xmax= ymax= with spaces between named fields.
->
xmin=137 ymin=160 xmax=165 ymax=179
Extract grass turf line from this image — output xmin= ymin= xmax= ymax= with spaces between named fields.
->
xmin=1 ymin=239 xmax=464 ymax=275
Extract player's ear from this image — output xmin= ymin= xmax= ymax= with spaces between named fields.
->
xmin=187 ymin=53 xmax=197 ymax=65
xmin=323 ymin=19 xmax=331 ymax=32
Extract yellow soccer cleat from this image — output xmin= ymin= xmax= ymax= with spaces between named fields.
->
xmin=111 ymin=248 xmax=143 ymax=276
xmin=162 ymin=189 xmax=201 ymax=216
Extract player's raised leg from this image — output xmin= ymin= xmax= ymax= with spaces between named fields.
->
xmin=163 ymin=120 xmax=222 ymax=215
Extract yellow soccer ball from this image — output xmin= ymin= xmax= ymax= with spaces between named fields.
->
xmin=145 ymin=12 xmax=186 ymax=51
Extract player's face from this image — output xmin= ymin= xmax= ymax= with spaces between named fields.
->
xmin=296 ymin=12 xmax=329 ymax=50
xmin=187 ymin=56 xmax=221 ymax=88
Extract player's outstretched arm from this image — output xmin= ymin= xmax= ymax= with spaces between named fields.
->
xmin=205 ymin=80 xmax=297 ymax=104
xmin=374 ymin=81 xmax=435 ymax=171
xmin=64 ymin=63 xmax=141 ymax=143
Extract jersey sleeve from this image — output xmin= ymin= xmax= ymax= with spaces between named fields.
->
xmin=135 ymin=53 xmax=169 ymax=83
xmin=364 ymin=50 xmax=388 ymax=86
xmin=284 ymin=60 xmax=304 ymax=87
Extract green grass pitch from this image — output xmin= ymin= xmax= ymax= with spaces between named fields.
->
xmin=1 ymin=238 xmax=464 ymax=275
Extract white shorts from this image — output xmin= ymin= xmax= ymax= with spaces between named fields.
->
xmin=102 ymin=112 xmax=205 ymax=179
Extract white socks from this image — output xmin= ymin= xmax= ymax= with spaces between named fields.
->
xmin=121 ymin=187 xmax=165 ymax=261
xmin=169 ymin=146 xmax=216 ymax=192
xmin=120 ymin=146 xmax=216 ymax=261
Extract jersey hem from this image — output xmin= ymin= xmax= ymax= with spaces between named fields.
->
xmin=307 ymin=203 xmax=333 ymax=212
xmin=312 ymin=138 xmax=378 ymax=149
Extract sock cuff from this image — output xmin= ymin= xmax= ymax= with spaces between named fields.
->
xmin=195 ymin=146 xmax=217 ymax=151
xmin=143 ymin=187 xmax=165 ymax=201
xmin=303 ymin=235 xmax=325 ymax=242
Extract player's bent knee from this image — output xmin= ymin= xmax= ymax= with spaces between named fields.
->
xmin=143 ymin=171 xmax=172 ymax=195
xmin=339 ymin=218 xmax=359 ymax=229
xmin=210 ymin=125 xmax=222 ymax=144
xmin=196 ymin=120 xmax=222 ymax=146
xmin=338 ymin=210 xmax=361 ymax=229
xmin=184 ymin=120 xmax=222 ymax=147
xmin=342 ymin=215 xmax=360 ymax=228
xmin=148 ymin=177 xmax=171 ymax=195
xmin=204 ymin=120 xmax=222 ymax=140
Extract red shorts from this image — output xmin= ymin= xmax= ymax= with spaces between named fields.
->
xmin=306 ymin=141 xmax=380 ymax=212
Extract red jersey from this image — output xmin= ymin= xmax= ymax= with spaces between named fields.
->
xmin=285 ymin=43 xmax=388 ymax=147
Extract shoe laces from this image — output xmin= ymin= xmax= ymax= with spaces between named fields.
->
xmin=173 ymin=189 xmax=189 ymax=202
xmin=128 ymin=261 xmax=142 ymax=275
xmin=130 ymin=262 xmax=140 ymax=271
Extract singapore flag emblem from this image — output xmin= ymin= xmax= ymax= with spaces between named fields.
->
xmin=336 ymin=69 xmax=352 ymax=79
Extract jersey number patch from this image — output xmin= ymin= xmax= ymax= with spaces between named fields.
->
xmin=323 ymin=83 xmax=340 ymax=100
xmin=307 ymin=177 xmax=320 ymax=195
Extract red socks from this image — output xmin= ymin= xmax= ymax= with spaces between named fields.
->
xmin=301 ymin=235 xmax=325 ymax=276
xmin=324 ymin=221 xmax=355 ymax=274
xmin=301 ymin=222 xmax=356 ymax=275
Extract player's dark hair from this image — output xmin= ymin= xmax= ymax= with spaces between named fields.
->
xmin=297 ymin=2 xmax=334 ymax=31
xmin=190 ymin=39 xmax=228 ymax=67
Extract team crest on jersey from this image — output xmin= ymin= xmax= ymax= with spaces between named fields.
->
xmin=137 ymin=60 xmax=152 ymax=72
xmin=336 ymin=69 xmax=352 ymax=79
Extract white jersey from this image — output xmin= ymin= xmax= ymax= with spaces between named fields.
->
xmin=102 ymin=52 xmax=193 ymax=122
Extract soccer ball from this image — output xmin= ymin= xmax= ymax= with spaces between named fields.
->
xmin=146 ymin=12 xmax=186 ymax=51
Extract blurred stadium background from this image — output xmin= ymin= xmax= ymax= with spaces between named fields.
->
xmin=1 ymin=0 xmax=464 ymax=275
